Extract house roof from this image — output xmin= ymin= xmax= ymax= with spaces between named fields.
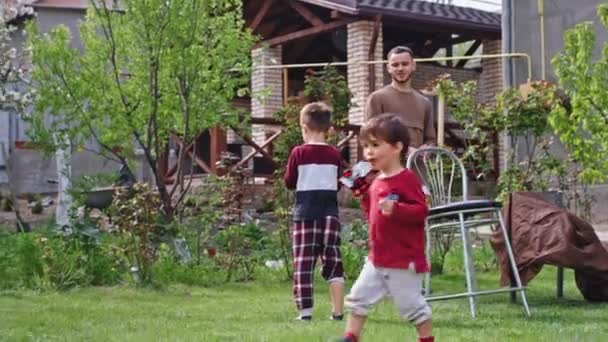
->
xmin=32 ymin=0 xmax=103 ymax=10
xmin=297 ymin=0 xmax=501 ymax=33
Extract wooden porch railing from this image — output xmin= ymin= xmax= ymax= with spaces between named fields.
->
xmin=160 ymin=117 xmax=362 ymax=184
xmin=158 ymin=117 xmax=487 ymax=184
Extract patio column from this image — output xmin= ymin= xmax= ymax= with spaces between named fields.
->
xmin=478 ymin=39 xmax=504 ymax=173
xmin=478 ymin=39 xmax=503 ymax=105
xmin=251 ymin=46 xmax=283 ymax=148
xmin=347 ymin=20 xmax=383 ymax=162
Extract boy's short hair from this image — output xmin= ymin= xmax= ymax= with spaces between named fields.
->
xmin=387 ymin=46 xmax=414 ymax=59
xmin=360 ymin=113 xmax=410 ymax=154
xmin=301 ymin=102 xmax=332 ymax=132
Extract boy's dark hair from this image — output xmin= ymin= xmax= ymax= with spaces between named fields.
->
xmin=301 ymin=102 xmax=332 ymax=132
xmin=360 ymin=113 xmax=410 ymax=156
xmin=387 ymin=46 xmax=414 ymax=59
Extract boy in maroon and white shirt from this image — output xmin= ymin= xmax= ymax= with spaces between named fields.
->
xmin=339 ymin=113 xmax=434 ymax=342
xmin=284 ymin=102 xmax=345 ymax=322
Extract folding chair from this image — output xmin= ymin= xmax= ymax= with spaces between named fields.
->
xmin=406 ymin=147 xmax=530 ymax=318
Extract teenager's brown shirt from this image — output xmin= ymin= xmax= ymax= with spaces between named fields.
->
xmin=365 ymin=85 xmax=436 ymax=147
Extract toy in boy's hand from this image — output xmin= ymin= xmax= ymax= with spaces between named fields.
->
xmin=384 ymin=193 xmax=399 ymax=202
xmin=340 ymin=161 xmax=374 ymax=191
xmin=379 ymin=193 xmax=399 ymax=216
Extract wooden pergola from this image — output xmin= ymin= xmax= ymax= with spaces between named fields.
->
xmin=160 ymin=0 xmax=502 ymax=183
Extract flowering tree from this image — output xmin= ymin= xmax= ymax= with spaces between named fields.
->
xmin=1 ymin=0 xmax=35 ymax=112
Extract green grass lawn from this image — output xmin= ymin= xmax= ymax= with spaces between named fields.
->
xmin=1 ymin=267 xmax=607 ymax=341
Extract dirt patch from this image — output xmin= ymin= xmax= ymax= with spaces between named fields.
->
xmin=340 ymin=207 xmax=366 ymax=226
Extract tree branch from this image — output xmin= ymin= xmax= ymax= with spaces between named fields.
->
xmin=587 ymin=97 xmax=608 ymax=124
xmin=173 ymin=143 xmax=196 ymax=208
xmin=40 ymin=56 xmax=129 ymax=168
xmin=93 ymin=1 xmax=132 ymax=114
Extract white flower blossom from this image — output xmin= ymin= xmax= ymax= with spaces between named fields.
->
xmin=1 ymin=0 xmax=35 ymax=112
xmin=1 ymin=1 xmax=36 ymax=22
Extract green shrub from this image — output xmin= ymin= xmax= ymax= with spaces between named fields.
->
xmin=0 ymin=228 xmax=124 ymax=291
xmin=1 ymin=196 xmax=13 ymax=212
xmin=214 ymin=222 xmax=266 ymax=282
xmin=340 ymin=220 xmax=368 ymax=280
xmin=153 ymin=245 xmax=227 ymax=287
xmin=443 ymin=239 xmax=497 ymax=273
xmin=341 ymin=245 xmax=366 ymax=281
xmin=0 ymin=232 xmax=43 ymax=289
xmin=109 ymin=183 xmax=174 ymax=286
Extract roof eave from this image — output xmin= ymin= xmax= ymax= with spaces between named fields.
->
xmin=295 ymin=0 xmax=358 ymax=15
xmin=32 ymin=4 xmax=88 ymax=10
xmin=358 ymin=6 xmax=500 ymax=35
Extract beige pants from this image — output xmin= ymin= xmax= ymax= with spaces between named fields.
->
xmin=345 ymin=261 xmax=432 ymax=325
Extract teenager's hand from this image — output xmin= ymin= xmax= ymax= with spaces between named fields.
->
xmin=378 ymin=198 xmax=396 ymax=216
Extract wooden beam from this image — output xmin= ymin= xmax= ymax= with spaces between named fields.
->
xmin=456 ymin=40 xmax=482 ymax=68
xmin=258 ymin=18 xmax=355 ymax=47
xmin=209 ymin=127 xmax=227 ymax=173
xmin=250 ymin=0 xmax=274 ymax=32
xmin=284 ymin=0 xmax=324 ymax=26
xmin=229 ymin=128 xmax=281 ymax=171
xmin=271 ymin=23 xmax=305 ymax=38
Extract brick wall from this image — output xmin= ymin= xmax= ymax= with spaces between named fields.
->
xmin=478 ymin=40 xmax=504 ymax=172
xmin=411 ymin=63 xmax=480 ymax=91
xmin=478 ymin=40 xmax=503 ymax=105
xmin=251 ymin=46 xmax=283 ymax=147
xmin=347 ymin=20 xmax=383 ymax=162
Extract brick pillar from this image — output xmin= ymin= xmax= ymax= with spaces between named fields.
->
xmin=251 ymin=46 xmax=283 ymax=147
xmin=347 ymin=20 xmax=383 ymax=162
xmin=478 ymin=39 xmax=505 ymax=174
xmin=478 ymin=40 xmax=503 ymax=105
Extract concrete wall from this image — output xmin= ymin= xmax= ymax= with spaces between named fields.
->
xmin=1 ymin=20 xmax=30 ymax=182
xmin=511 ymin=0 xmax=607 ymax=85
xmin=7 ymin=149 xmax=127 ymax=195
xmin=511 ymin=0 xmax=608 ymax=223
xmin=411 ymin=63 xmax=481 ymax=92
xmin=0 ymin=7 xmax=140 ymax=193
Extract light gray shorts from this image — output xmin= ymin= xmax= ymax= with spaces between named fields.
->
xmin=345 ymin=261 xmax=431 ymax=325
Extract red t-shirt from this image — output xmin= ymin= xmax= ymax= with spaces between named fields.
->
xmin=361 ymin=169 xmax=430 ymax=273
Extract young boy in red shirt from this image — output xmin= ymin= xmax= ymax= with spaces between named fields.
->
xmin=284 ymin=102 xmax=345 ymax=321
xmin=339 ymin=113 xmax=434 ymax=342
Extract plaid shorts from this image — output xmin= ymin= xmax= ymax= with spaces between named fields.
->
xmin=292 ymin=216 xmax=344 ymax=311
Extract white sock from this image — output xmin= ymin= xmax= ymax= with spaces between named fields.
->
xmin=299 ymin=308 xmax=312 ymax=317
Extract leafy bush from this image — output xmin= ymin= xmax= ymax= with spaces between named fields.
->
xmin=0 ymin=232 xmax=43 ymax=289
xmin=340 ymin=220 xmax=368 ymax=280
xmin=109 ymin=183 xmax=176 ymax=286
xmin=214 ymin=222 xmax=267 ymax=282
xmin=0 ymin=228 xmax=123 ymax=290
xmin=153 ymin=244 xmax=227 ymax=287
xmin=179 ymin=175 xmax=229 ymax=264
xmin=443 ymin=239 xmax=497 ymax=274
xmin=1 ymin=195 xmax=14 ymax=212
